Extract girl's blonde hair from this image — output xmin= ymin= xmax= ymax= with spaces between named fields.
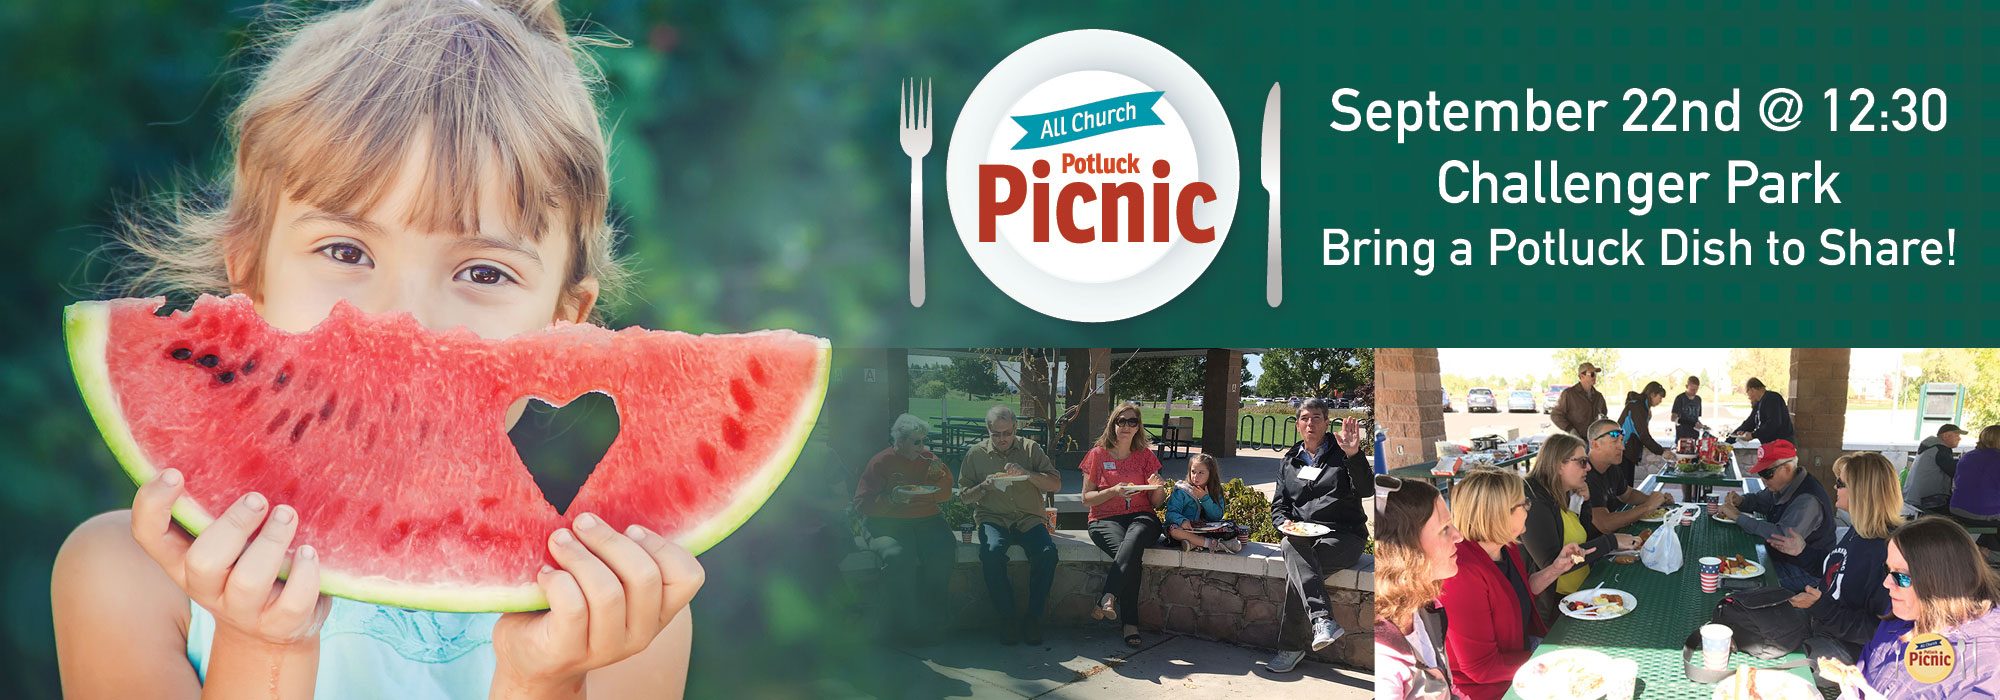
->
xmin=1452 ymin=468 xmax=1526 ymax=545
xmin=1834 ymin=452 xmax=1904 ymax=540
xmin=1376 ymin=477 xmax=1446 ymax=631
xmin=1095 ymin=402 xmax=1151 ymax=453
xmin=120 ymin=0 xmax=626 ymax=318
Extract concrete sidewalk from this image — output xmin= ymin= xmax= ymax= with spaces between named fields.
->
xmin=814 ymin=625 xmax=1373 ymax=699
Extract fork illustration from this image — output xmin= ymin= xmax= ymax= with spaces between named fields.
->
xmin=900 ymin=78 xmax=932 ymax=307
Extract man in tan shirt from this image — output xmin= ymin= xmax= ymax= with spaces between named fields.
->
xmin=1551 ymin=362 xmax=1608 ymax=437
xmin=957 ymin=405 xmax=1062 ymax=645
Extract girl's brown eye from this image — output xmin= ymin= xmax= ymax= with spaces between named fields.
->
xmin=458 ymin=264 xmax=512 ymax=285
xmin=320 ymin=243 xmax=368 ymax=265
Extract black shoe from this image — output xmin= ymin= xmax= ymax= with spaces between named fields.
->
xmin=1020 ymin=616 xmax=1043 ymax=645
xmin=997 ymin=622 xmax=1020 ymax=646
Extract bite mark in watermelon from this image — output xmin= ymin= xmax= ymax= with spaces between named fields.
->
xmin=64 ymin=295 xmax=829 ymax=612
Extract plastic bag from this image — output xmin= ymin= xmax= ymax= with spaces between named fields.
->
xmin=1642 ymin=512 xmax=1684 ymax=574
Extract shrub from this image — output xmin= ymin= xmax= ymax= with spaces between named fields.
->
xmin=914 ymin=380 xmax=948 ymax=399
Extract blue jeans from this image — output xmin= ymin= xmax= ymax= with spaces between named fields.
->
xmin=978 ymin=522 xmax=1058 ymax=621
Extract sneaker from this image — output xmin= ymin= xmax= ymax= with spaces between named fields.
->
xmin=1020 ymin=616 xmax=1043 ymax=645
xmin=1220 ymin=538 xmax=1244 ymax=554
xmin=1267 ymin=649 xmax=1307 ymax=673
xmin=1311 ymin=619 xmax=1346 ymax=651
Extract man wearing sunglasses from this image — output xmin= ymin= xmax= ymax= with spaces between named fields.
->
xmin=1266 ymin=398 xmax=1369 ymax=674
xmin=1730 ymin=377 xmax=1796 ymax=445
xmin=1551 ymin=362 xmax=1608 ymax=438
xmin=956 ymin=405 xmax=1063 ymax=645
xmin=1715 ymin=439 xmax=1835 ymax=592
xmin=1582 ymin=419 xmax=1675 ymax=535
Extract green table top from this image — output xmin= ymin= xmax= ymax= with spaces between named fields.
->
xmin=1504 ymin=513 xmax=1827 ymax=699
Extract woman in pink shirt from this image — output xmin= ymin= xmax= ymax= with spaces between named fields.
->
xmin=1079 ymin=402 xmax=1170 ymax=647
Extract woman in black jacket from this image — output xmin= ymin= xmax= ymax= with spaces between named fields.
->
xmin=1615 ymin=382 xmax=1671 ymax=488
xmin=1520 ymin=433 xmax=1640 ymax=624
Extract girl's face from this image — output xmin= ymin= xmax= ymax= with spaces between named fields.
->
xmin=244 ymin=153 xmax=593 ymax=339
xmin=1560 ymin=447 xmax=1589 ymax=491
xmin=1423 ymin=497 xmax=1464 ymax=580
xmin=1884 ymin=540 xmax=1918 ymax=621
xmin=1189 ymin=462 xmax=1210 ymax=488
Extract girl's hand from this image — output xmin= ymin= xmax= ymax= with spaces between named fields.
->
xmin=131 ymin=468 xmax=330 ymax=646
xmin=492 ymin=514 xmax=704 ymax=695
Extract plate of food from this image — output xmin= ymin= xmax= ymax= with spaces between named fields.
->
xmin=1277 ymin=521 xmax=1330 ymax=538
xmin=1510 ymin=648 xmax=1613 ymax=700
xmin=1711 ymin=665 xmax=1818 ymax=700
xmin=894 ymin=485 xmax=941 ymax=496
xmin=1638 ymin=504 xmax=1689 ymax=523
xmin=1187 ymin=521 xmax=1236 ymax=534
xmin=1559 ymin=588 xmax=1636 ymax=620
xmin=1718 ymin=554 xmax=1764 ymax=579
xmin=1118 ymin=483 xmax=1165 ymax=492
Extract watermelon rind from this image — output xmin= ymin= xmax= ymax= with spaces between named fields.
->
xmin=63 ymin=299 xmax=831 ymax=613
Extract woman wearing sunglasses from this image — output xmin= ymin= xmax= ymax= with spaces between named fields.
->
xmin=1436 ymin=469 xmax=1590 ymax=700
xmin=1078 ymin=402 xmax=1170 ymax=648
xmin=1520 ymin=433 xmax=1639 ymax=624
xmin=1769 ymin=453 xmax=1902 ymax=668
xmin=1373 ymin=475 xmax=1467 ymax=699
xmin=1848 ymin=517 xmax=2000 ymax=698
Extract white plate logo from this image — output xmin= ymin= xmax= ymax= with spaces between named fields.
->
xmin=946 ymin=30 xmax=1237 ymax=322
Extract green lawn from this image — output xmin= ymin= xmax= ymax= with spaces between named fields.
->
xmin=902 ymin=396 xmax=1363 ymax=449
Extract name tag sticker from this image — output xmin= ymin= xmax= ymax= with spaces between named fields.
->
xmin=1297 ymin=466 xmax=1325 ymax=481
xmin=1903 ymin=632 xmax=1955 ymax=684
xmin=1103 ymin=461 xmax=1118 ymax=472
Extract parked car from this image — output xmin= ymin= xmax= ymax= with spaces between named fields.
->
xmin=1190 ymin=395 xmax=1203 ymax=409
xmin=1466 ymin=387 xmax=1497 ymax=413
xmin=1442 ymin=388 xmax=1454 ymax=412
xmin=1543 ymin=384 xmax=1569 ymax=413
xmin=1508 ymin=390 xmax=1537 ymax=413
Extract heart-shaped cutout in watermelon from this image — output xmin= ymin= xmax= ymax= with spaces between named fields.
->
xmin=64 ymin=294 xmax=829 ymax=612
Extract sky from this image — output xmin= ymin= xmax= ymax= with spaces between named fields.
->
xmin=1437 ymin=347 xmax=1923 ymax=382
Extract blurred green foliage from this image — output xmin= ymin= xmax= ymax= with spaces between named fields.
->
xmin=0 ymin=1 xmax=1151 ymax=696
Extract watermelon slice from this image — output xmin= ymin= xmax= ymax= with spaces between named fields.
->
xmin=63 ymin=295 xmax=829 ymax=612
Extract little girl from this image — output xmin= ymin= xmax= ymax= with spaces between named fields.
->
xmin=1164 ymin=453 xmax=1245 ymax=553
xmin=50 ymin=1 xmax=700 ymax=697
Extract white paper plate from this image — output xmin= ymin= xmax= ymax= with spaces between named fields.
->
xmin=1711 ymin=666 xmax=1817 ymax=700
xmin=1559 ymin=588 xmax=1637 ymax=620
xmin=1717 ymin=558 xmax=1765 ymax=580
xmin=894 ymin=485 xmax=941 ymax=496
xmin=1512 ymin=648 xmax=1615 ymax=700
xmin=1278 ymin=521 xmax=1330 ymax=538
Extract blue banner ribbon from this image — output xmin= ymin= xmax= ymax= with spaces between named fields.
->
xmin=1009 ymin=91 xmax=1165 ymax=150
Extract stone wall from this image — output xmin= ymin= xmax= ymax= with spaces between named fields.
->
xmin=847 ymin=529 xmax=1375 ymax=670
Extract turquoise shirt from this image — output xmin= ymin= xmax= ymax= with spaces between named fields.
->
xmin=187 ymin=598 xmax=498 ymax=698
xmin=1163 ymin=486 xmax=1225 ymax=527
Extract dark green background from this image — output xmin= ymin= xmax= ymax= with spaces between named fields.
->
xmin=0 ymin=1 xmax=1990 ymax=697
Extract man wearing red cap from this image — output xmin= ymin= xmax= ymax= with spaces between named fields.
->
xmin=1714 ymin=439 xmax=1836 ymax=592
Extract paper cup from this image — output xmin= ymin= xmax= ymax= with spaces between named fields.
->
xmin=1044 ymin=506 xmax=1059 ymax=530
xmin=1699 ymin=624 xmax=1733 ymax=670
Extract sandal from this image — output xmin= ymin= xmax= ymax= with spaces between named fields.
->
xmin=1124 ymin=630 xmax=1143 ymax=647
xmin=1092 ymin=594 xmax=1117 ymax=621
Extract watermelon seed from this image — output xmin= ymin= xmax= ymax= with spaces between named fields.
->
xmin=197 ymin=354 xmax=219 ymax=368
xmin=748 ymin=357 xmax=770 ymax=385
xmin=170 ymin=348 xmax=192 ymax=361
xmin=274 ymin=372 xmax=290 ymax=387
xmin=729 ymin=377 xmax=756 ymax=412
xmin=290 ymin=414 xmax=313 ymax=444
xmin=697 ymin=440 xmax=719 ymax=474
xmin=265 ymin=410 xmax=291 ymax=435
xmin=318 ymin=396 xmax=336 ymax=422
xmin=721 ymin=415 xmax=749 ymax=450
xmin=216 ymin=371 xmax=236 ymax=384
xmin=241 ymin=359 xmax=257 ymax=375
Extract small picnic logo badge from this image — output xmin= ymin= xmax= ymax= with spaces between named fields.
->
xmin=1902 ymin=632 xmax=1955 ymax=684
xmin=944 ymin=30 xmax=1238 ymax=323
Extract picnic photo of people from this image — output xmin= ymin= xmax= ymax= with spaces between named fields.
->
xmin=1370 ymin=348 xmax=2000 ymax=699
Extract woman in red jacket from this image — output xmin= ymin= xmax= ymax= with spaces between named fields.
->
xmin=1437 ymin=469 xmax=1591 ymax=700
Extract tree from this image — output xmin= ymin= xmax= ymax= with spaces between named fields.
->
xmin=1110 ymin=356 xmax=1201 ymax=401
xmin=1552 ymin=348 xmax=1621 ymax=386
xmin=941 ymin=356 xmax=1005 ymax=397
xmin=1726 ymin=348 xmax=1791 ymax=397
xmin=1257 ymin=348 xmax=1373 ymax=397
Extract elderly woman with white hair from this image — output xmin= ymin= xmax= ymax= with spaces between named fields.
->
xmin=854 ymin=413 xmax=957 ymax=641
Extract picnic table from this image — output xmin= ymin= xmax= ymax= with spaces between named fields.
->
xmin=1504 ymin=508 xmax=1831 ymax=699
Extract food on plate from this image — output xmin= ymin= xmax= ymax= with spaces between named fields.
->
xmin=1719 ymin=554 xmax=1760 ymax=576
xmin=1714 ymin=663 xmax=1818 ymax=700
xmin=1637 ymin=528 xmax=1654 ymax=547
xmin=1525 ymin=654 xmax=1608 ymax=700
xmin=1816 ymin=657 xmax=1864 ymax=687
xmin=1564 ymin=592 xmax=1627 ymax=616
xmin=1613 ymin=555 xmax=1638 ymax=565
xmin=1278 ymin=520 xmax=1329 ymax=537
xmin=1642 ymin=506 xmax=1672 ymax=520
